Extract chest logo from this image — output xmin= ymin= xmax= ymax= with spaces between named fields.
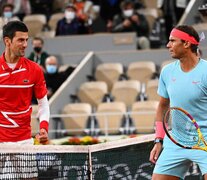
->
xmin=192 ymin=81 xmax=200 ymax=84
xmin=23 ymin=79 xmax=29 ymax=83
xmin=172 ymin=78 xmax=176 ymax=82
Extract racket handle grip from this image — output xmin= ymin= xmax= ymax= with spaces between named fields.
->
xmin=155 ymin=121 xmax=166 ymax=139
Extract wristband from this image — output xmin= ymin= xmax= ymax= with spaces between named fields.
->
xmin=40 ymin=120 xmax=49 ymax=133
xmin=155 ymin=121 xmax=165 ymax=139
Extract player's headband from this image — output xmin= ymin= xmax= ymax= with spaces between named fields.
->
xmin=170 ymin=28 xmax=199 ymax=45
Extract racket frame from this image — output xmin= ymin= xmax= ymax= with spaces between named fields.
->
xmin=162 ymin=107 xmax=207 ymax=151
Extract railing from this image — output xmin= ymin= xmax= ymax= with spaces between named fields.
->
xmin=32 ymin=110 xmax=156 ymax=138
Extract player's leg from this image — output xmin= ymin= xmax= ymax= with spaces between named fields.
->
xmin=191 ymin=149 xmax=207 ymax=180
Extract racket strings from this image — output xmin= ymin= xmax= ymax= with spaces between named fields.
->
xmin=168 ymin=109 xmax=198 ymax=147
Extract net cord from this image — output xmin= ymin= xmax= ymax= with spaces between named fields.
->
xmin=0 ymin=134 xmax=154 ymax=153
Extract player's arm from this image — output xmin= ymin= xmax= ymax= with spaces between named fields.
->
xmin=36 ymin=95 xmax=50 ymax=144
xmin=150 ymin=96 xmax=169 ymax=163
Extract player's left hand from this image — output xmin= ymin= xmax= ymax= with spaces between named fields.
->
xmin=36 ymin=128 xmax=49 ymax=144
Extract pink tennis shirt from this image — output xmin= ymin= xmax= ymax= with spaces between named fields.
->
xmin=0 ymin=54 xmax=47 ymax=142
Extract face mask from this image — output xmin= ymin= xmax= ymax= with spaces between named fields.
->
xmin=123 ymin=9 xmax=133 ymax=17
xmin=34 ymin=47 xmax=42 ymax=53
xmin=93 ymin=5 xmax=100 ymax=13
xmin=46 ymin=65 xmax=57 ymax=74
xmin=65 ymin=11 xmax=75 ymax=20
xmin=4 ymin=11 xmax=12 ymax=19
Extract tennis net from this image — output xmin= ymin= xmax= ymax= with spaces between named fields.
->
xmin=0 ymin=134 xmax=202 ymax=179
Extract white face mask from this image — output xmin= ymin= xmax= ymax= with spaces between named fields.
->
xmin=123 ymin=9 xmax=133 ymax=17
xmin=65 ymin=11 xmax=75 ymax=20
xmin=93 ymin=5 xmax=100 ymax=13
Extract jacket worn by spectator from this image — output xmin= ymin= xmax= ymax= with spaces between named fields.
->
xmin=55 ymin=3 xmax=88 ymax=36
xmin=44 ymin=56 xmax=75 ymax=99
xmin=55 ymin=17 xmax=88 ymax=36
xmin=112 ymin=11 xmax=149 ymax=37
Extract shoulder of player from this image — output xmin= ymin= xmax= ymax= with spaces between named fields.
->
xmin=161 ymin=60 xmax=178 ymax=73
xmin=199 ymin=58 xmax=207 ymax=65
xmin=22 ymin=57 xmax=43 ymax=70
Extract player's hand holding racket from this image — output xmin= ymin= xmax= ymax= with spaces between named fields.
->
xmin=163 ymin=107 xmax=207 ymax=151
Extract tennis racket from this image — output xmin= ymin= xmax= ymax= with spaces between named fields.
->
xmin=163 ymin=107 xmax=207 ymax=151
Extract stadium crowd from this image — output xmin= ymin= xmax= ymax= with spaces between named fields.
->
xmin=0 ymin=0 xmax=190 ymax=49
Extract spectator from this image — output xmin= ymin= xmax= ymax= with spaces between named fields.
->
xmin=7 ymin=0 xmax=31 ymax=21
xmin=89 ymin=4 xmax=107 ymax=33
xmin=28 ymin=37 xmax=49 ymax=71
xmin=66 ymin=0 xmax=97 ymax=30
xmin=134 ymin=0 xmax=145 ymax=10
xmin=69 ymin=0 xmax=90 ymax=22
xmin=55 ymin=3 xmax=89 ymax=36
xmin=0 ymin=3 xmax=19 ymax=39
xmin=112 ymin=0 xmax=150 ymax=49
xmin=99 ymin=0 xmax=123 ymax=32
xmin=0 ymin=0 xmax=8 ymax=12
xmin=157 ymin=0 xmax=190 ymax=41
xmin=44 ymin=56 xmax=75 ymax=99
xmin=30 ymin=0 xmax=54 ymax=21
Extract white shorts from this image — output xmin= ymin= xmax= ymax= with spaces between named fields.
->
xmin=0 ymin=138 xmax=34 ymax=145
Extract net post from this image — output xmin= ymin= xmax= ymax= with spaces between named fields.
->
xmin=88 ymin=145 xmax=93 ymax=180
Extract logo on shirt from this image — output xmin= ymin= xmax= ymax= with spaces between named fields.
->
xmin=171 ymin=78 xmax=176 ymax=82
xmin=192 ymin=81 xmax=200 ymax=84
xmin=23 ymin=79 xmax=29 ymax=83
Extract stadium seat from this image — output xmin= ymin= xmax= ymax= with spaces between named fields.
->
xmin=138 ymin=8 xmax=161 ymax=32
xmin=192 ymin=22 xmax=207 ymax=32
xmin=77 ymin=81 xmax=108 ymax=108
xmin=31 ymin=105 xmax=39 ymax=136
xmin=61 ymin=103 xmax=92 ymax=135
xmin=23 ymin=14 xmax=47 ymax=37
xmin=58 ymin=64 xmax=70 ymax=73
xmin=141 ymin=0 xmax=158 ymax=8
xmin=48 ymin=12 xmax=64 ymax=31
xmin=111 ymin=80 xmax=141 ymax=108
xmin=127 ymin=61 xmax=156 ymax=85
xmin=96 ymin=101 xmax=126 ymax=134
xmin=95 ymin=62 xmax=124 ymax=91
xmin=146 ymin=79 xmax=160 ymax=101
xmin=131 ymin=101 xmax=159 ymax=134
xmin=37 ymin=30 xmax=55 ymax=38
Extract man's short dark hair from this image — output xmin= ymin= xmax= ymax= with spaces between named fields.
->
xmin=120 ymin=0 xmax=135 ymax=10
xmin=3 ymin=21 xmax=28 ymax=40
xmin=2 ymin=3 xmax=14 ymax=11
xmin=33 ymin=37 xmax=44 ymax=44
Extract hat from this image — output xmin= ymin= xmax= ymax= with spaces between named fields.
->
xmin=65 ymin=3 xmax=76 ymax=11
xmin=120 ymin=0 xmax=134 ymax=10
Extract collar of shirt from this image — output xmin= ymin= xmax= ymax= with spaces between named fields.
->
xmin=0 ymin=53 xmax=24 ymax=72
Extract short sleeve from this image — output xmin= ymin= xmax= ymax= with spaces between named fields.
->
xmin=158 ymin=68 xmax=169 ymax=99
xmin=33 ymin=66 xmax=47 ymax=99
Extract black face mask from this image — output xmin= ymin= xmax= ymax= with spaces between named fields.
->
xmin=34 ymin=47 xmax=42 ymax=53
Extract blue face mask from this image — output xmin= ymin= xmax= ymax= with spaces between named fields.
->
xmin=4 ymin=12 xmax=12 ymax=19
xmin=46 ymin=65 xmax=57 ymax=74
